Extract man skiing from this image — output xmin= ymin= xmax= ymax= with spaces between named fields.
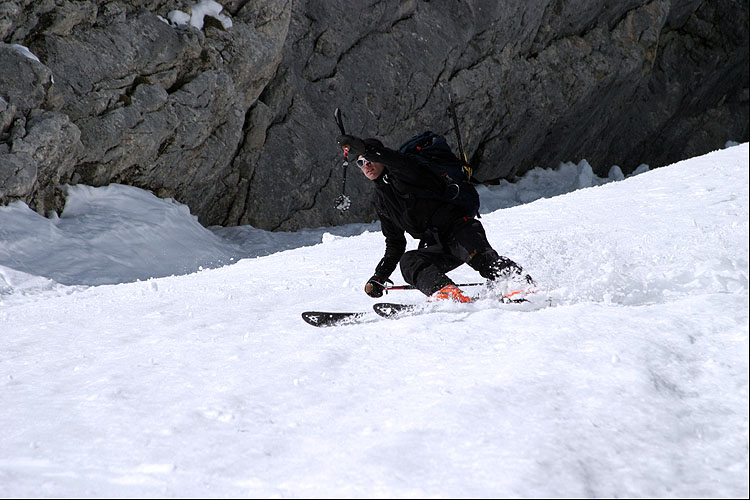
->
xmin=337 ymin=134 xmax=535 ymax=303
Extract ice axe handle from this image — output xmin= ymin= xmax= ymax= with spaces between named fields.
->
xmin=334 ymin=107 xmax=350 ymax=213
xmin=334 ymin=108 xmax=346 ymax=135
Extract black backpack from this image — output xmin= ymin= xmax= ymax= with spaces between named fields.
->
xmin=398 ymin=131 xmax=480 ymax=218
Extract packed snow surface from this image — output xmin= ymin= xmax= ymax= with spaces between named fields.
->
xmin=1 ymin=145 xmax=748 ymax=498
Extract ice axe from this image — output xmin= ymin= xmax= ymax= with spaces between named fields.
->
xmin=442 ymin=83 xmax=472 ymax=181
xmin=333 ymin=108 xmax=351 ymax=212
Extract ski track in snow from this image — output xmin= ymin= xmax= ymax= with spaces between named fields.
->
xmin=0 ymin=144 xmax=748 ymax=497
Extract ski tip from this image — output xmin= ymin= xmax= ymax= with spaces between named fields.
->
xmin=301 ymin=311 xmax=327 ymax=327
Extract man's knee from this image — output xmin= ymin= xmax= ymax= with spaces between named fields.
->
xmin=399 ymin=250 xmax=426 ymax=284
xmin=471 ymin=250 xmax=522 ymax=280
xmin=487 ymin=255 xmax=523 ymax=279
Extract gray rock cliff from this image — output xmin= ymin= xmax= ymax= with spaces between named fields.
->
xmin=1 ymin=0 xmax=748 ymax=230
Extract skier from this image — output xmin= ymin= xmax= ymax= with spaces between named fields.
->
xmin=337 ymin=134 xmax=536 ymax=303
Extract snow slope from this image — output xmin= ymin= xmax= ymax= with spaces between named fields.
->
xmin=0 ymin=145 xmax=748 ymax=498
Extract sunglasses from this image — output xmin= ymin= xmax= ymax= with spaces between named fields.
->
xmin=356 ymin=157 xmax=371 ymax=168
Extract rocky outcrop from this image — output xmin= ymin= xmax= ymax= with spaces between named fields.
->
xmin=1 ymin=0 xmax=290 ymax=219
xmin=1 ymin=0 xmax=748 ymax=230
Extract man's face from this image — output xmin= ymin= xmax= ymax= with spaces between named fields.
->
xmin=357 ymin=156 xmax=385 ymax=180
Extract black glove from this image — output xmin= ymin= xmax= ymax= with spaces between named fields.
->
xmin=337 ymin=135 xmax=366 ymax=159
xmin=364 ymin=275 xmax=392 ymax=298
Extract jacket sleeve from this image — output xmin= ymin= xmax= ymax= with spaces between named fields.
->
xmin=365 ymin=143 xmax=444 ymax=192
xmin=365 ymin=144 xmax=411 ymax=170
xmin=374 ymin=213 xmax=406 ymax=279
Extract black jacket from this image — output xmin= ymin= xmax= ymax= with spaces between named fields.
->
xmin=367 ymin=144 xmax=466 ymax=279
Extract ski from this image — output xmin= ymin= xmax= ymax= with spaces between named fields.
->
xmin=301 ymin=310 xmax=368 ymax=327
xmin=373 ymin=295 xmax=538 ymax=320
xmin=372 ymin=302 xmax=421 ymax=319
xmin=303 ymin=290 xmax=548 ymax=326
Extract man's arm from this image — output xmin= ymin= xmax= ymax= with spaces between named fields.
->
xmin=364 ymin=214 xmax=406 ymax=297
xmin=374 ymin=214 xmax=406 ymax=279
xmin=365 ymin=143 xmax=448 ymax=195
xmin=337 ymin=134 xmax=423 ymax=180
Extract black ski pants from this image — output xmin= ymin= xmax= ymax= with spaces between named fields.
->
xmin=399 ymin=218 xmax=522 ymax=296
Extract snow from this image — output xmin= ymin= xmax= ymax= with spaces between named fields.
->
xmin=10 ymin=44 xmax=41 ymax=63
xmin=168 ymin=0 xmax=232 ymax=31
xmin=0 ymin=144 xmax=748 ymax=497
xmin=166 ymin=10 xmax=191 ymax=27
xmin=9 ymin=43 xmax=54 ymax=84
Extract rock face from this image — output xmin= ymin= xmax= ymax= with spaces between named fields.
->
xmin=1 ymin=0 xmax=748 ymax=230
